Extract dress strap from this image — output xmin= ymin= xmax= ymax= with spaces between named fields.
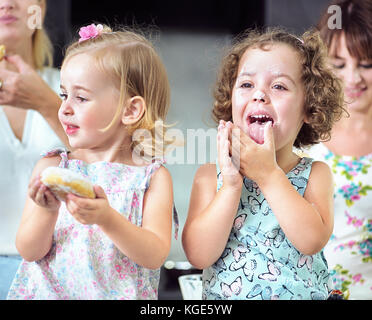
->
xmin=41 ymin=147 xmax=69 ymax=168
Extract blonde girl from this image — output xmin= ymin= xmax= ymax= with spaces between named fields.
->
xmin=7 ymin=24 xmax=175 ymax=300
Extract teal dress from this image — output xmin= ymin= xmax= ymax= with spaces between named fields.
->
xmin=202 ymin=157 xmax=330 ymax=300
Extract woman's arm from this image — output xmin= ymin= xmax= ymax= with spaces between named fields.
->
xmin=0 ymin=55 xmax=69 ymax=147
xmin=16 ymin=156 xmax=61 ymax=262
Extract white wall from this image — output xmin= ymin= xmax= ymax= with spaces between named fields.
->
xmin=154 ymin=31 xmax=232 ymax=262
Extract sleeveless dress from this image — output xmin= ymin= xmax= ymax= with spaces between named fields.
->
xmin=7 ymin=149 xmax=176 ymax=300
xmin=202 ymin=157 xmax=331 ymax=300
xmin=307 ymin=143 xmax=372 ymax=300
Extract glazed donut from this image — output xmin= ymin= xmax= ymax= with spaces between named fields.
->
xmin=0 ymin=45 xmax=5 ymax=61
xmin=41 ymin=167 xmax=95 ymax=200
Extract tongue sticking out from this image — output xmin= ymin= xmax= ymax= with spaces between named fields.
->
xmin=247 ymin=116 xmax=273 ymax=144
xmin=248 ymin=122 xmax=266 ymax=144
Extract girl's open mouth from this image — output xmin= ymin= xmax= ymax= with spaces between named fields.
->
xmin=66 ymin=125 xmax=80 ymax=135
xmin=247 ymin=114 xmax=274 ymax=144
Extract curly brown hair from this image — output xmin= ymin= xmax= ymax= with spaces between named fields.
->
xmin=212 ymin=28 xmax=345 ymax=149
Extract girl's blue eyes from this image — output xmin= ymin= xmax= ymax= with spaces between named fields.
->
xmin=77 ymin=96 xmax=87 ymax=102
xmin=240 ymin=83 xmax=253 ymax=88
xmin=272 ymin=84 xmax=286 ymax=90
xmin=240 ymin=83 xmax=287 ymax=90
xmin=59 ymin=94 xmax=87 ymax=102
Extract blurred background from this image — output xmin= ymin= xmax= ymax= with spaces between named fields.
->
xmin=44 ymin=0 xmax=331 ymax=299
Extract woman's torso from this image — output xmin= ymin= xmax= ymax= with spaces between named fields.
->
xmin=0 ymin=67 xmax=63 ymax=255
xmin=307 ymin=143 xmax=372 ymax=299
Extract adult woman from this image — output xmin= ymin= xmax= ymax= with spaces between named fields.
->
xmin=0 ymin=0 xmax=67 ymax=299
xmin=310 ymin=0 xmax=372 ymax=299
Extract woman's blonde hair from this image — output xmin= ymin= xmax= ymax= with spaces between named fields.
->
xmin=213 ymin=27 xmax=346 ymax=149
xmin=62 ymin=24 xmax=171 ymax=158
xmin=33 ymin=0 xmax=53 ymax=69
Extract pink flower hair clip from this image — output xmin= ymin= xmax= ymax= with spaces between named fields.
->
xmin=78 ymin=24 xmax=104 ymax=42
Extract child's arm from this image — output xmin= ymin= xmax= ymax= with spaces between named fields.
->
xmin=229 ymin=121 xmax=334 ymax=255
xmin=182 ymin=122 xmax=243 ymax=269
xmin=260 ymin=160 xmax=334 ymax=255
xmin=16 ymin=157 xmax=61 ymax=262
xmin=65 ymin=166 xmax=174 ymax=270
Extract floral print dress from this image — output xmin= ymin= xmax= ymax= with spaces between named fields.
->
xmin=307 ymin=143 xmax=372 ymax=299
xmin=7 ymin=149 xmax=174 ymax=300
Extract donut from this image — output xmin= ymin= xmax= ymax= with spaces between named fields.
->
xmin=0 ymin=45 xmax=5 ymax=61
xmin=41 ymin=167 xmax=95 ymax=200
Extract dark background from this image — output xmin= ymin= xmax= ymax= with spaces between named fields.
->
xmin=44 ymin=0 xmax=265 ymax=67
xmin=44 ymin=0 xmax=330 ymax=68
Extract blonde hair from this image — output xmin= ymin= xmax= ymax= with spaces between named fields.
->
xmin=33 ymin=0 xmax=53 ymax=69
xmin=63 ymin=25 xmax=172 ymax=158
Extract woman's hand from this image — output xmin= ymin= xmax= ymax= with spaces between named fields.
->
xmin=28 ymin=176 xmax=61 ymax=214
xmin=0 ymin=55 xmax=60 ymax=111
xmin=217 ymin=120 xmax=243 ymax=190
xmin=226 ymin=121 xmax=279 ymax=187
xmin=65 ymin=185 xmax=113 ymax=226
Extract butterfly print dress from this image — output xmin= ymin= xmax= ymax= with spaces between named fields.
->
xmin=202 ymin=157 xmax=330 ymax=300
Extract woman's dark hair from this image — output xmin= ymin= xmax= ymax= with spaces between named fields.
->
xmin=317 ymin=0 xmax=372 ymax=59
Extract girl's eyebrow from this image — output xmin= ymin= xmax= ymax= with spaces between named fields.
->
xmin=271 ymin=72 xmax=296 ymax=85
xmin=60 ymin=84 xmax=92 ymax=93
xmin=238 ymin=71 xmax=256 ymax=78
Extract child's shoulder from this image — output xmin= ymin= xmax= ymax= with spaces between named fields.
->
xmin=193 ymin=163 xmax=217 ymax=187
xmin=196 ymin=163 xmax=217 ymax=176
xmin=306 ymin=159 xmax=333 ymax=192
xmin=309 ymin=159 xmax=332 ymax=179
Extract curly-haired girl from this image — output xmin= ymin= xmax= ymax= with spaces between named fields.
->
xmin=182 ymin=28 xmax=345 ymax=300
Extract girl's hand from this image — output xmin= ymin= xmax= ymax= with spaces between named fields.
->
xmin=28 ymin=176 xmax=61 ymax=213
xmin=65 ymin=185 xmax=112 ymax=225
xmin=217 ymin=120 xmax=243 ymax=190
xmin=227 ymin=121 xmax=279 ymax=186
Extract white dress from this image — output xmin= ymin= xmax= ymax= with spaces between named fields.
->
xmin=306 ymin=143 xmax=372 ymax=299
xmin=0 ymin=67 xmax=64 ymax=255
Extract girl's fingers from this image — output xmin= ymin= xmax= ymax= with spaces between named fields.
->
xmin=263 ymin=121 xmax=275 ymax=150
xmin=44 ymin=189 xmax=58 ymax=204
xmin=35 ymin=185 xmax=47 ymax=206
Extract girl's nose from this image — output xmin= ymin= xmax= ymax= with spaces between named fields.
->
xmin=60 ymin=101 xmax=74 ymax=116
xmin=252 ymin=90 xmax=267 ymax=103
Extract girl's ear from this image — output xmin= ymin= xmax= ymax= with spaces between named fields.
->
xmin=122 ymin=96 xmax=146 ymax=125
